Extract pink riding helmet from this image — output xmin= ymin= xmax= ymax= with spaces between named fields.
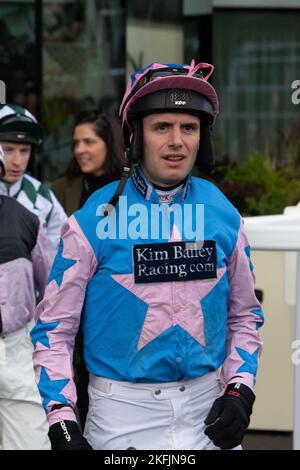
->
xmin=105 ymin=61 xmax=219 ymax=210
xmin=120 ymin=59 xmax=219 ymax=143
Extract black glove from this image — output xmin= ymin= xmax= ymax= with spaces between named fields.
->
xmin=204 ymin=382 xmax=255 ymax=449
xmin=48 ymin=420 xmax=93 ymax=450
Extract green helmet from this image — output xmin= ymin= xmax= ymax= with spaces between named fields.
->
xmin=0 ymin=104 xmax=43 ymax=145
xmin=0 ymin=144 xmax=5 ymax=177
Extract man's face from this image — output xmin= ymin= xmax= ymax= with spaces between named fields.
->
xmin=0 ymin=142 xmax=31 ymax=183
xmin=141 ymin=113 xmax=200 ymax=187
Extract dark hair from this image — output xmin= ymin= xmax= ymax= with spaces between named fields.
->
xmin=66 ymin=110 xmax=125 ymax=180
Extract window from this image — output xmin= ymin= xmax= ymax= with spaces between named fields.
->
xmin=0 ymin=1 xmax=38 ymax=115
xmin=213 ymin=9 xmax=300 ymax=166
xmin=43 ymin=0 xmax=125 ymax=181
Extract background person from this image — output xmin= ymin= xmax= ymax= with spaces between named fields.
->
xmin=31 ymin=60 xmax=264 ymax=450
xmin=0 ymin=104 xmax=67 ymax=250
xmin=52 ymin=110 xmax=125 ymax=216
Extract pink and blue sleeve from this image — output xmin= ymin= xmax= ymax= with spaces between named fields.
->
xmin=220 ymin=218 xmax=264 ymax=392
xmin=31 ymin=215 xmax=98 ymax=426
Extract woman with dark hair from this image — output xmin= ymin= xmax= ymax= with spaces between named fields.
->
xmin=52 ymin=110 xmax=125 ymax=430
xmin=52 ymin=110 xmax=125 ymax=216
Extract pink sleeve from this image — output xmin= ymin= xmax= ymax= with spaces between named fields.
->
xmin=32 ymin=215 xmax=98 ymax=425
xmin=219 ymin=218 xmax=264 ymax=392
xmin=31 ymin=220 xmax=55 ymax=297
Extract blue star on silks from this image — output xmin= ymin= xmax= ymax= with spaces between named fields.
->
xmin=251 ymin=308 xmax=264 ymax=330
xmin=236 ymin=347 xmax=259 ymax=378
xmin=38 ymin=367 xmax=69 ymax=410
xmin=31 ymin=318 xmax=59 ymax=349
xmin=47 ymin=239 xmax=77 ymax=288
xmin=244 ymin=245 xmax=254 ymax=271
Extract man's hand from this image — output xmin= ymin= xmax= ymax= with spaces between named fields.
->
xmin=204 ymin=383 xmax=255 ymax=449
xmin=48 ymin=420 xmax=93 ymax=450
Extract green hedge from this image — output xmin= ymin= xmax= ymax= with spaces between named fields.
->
xmin=214 ymin=152 xmax=300 ymax=216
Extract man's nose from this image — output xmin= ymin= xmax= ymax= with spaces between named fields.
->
xmin=12 ymin=150 xmax=24 ymax=166
xmin=168 ymin=126 xmax=183 ymax=147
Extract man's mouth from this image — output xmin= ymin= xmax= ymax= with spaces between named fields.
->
xmin=163 ymin=155 xmax=185 ymax=161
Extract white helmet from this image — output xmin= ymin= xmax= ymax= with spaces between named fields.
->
xmin=0 ymin=144 xmax=5 ymax=177
xmin=0 ymin=104 xmax=43 ymax=145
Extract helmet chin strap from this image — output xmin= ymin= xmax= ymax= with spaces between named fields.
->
xmin=102 ymin=161 xmax=132 ymax=216
xmin=102 ymin=120 xmax=142 ymax=215
xmin=196 ymin=123 xmax=215 ymax=174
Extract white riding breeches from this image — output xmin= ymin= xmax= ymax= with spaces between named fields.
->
xmin=0 ymin=323 xmax=50 ymax=450
xmin=84 ymin=371 xmax=229 ymax=450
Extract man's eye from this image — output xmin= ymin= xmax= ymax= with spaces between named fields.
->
xmin=156 ymin=124 xmax=167 ymax=131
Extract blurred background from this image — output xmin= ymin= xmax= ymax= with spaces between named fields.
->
xmin=1 ymin=0 xmax=300 ymax=449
